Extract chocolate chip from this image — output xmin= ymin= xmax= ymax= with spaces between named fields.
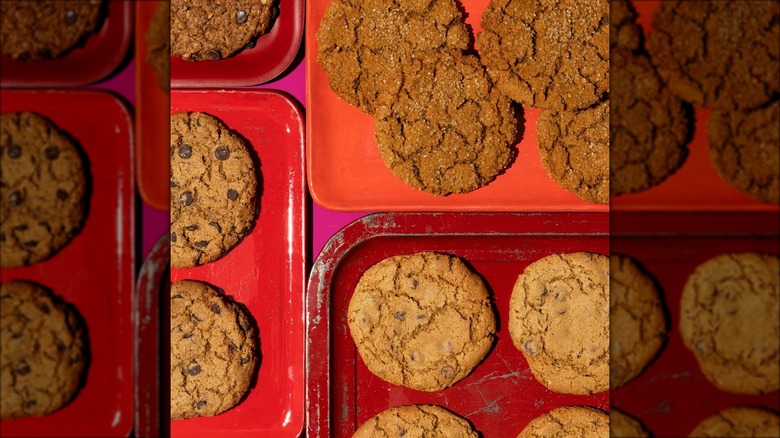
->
xmin=524 ymin=340 xmax=536 ymax=355
xmin=240 ymin=356 xmax=251 ymax=365
xmin=180 ymin=191 xmax=193 ymax=206
xmin=171 ymin=293 xmax=183 ymax=299
xmin=171 ymin=232 xmax=177 ymax=242
xmin=8 ymin=191 xmax=22 ymax=205
xmin=187 ymin=363 xmax=202 ymax=375
xmin=193 ymin=241 xmax=208 ymax=248
xmin=206 ymin=49 xmax=221 ymax=60
xmin=210 ymin=303 xmax=220 ymax=314
xmin=236 ymin=9 xmax=248 ymax=23
xmin=38 ymin=304 xmax=50 ymax=314
xmin=246 ymin=40 xmax=257 ymax=49
xmin=239 ymin=319 xmax=251 ymax=331
xmin=185 ymin=225 xmax=198 ymax=231
xmin=44 ymin=146 xmax=60 ymax=160
xmin=183 ymin=333 xmax=193 ymax=339
xmin=197 ymin=400 xmax=207 ymax=409
xmin=397 ymin=428 xmax=407 ymax=437
xmin=0 ymin=233 xmax=5 ymax=242
xmin=170 ymin=180 xmax=178 ymax=188
xmin=14 ymin=224 xmax=28 ymax=231
xmin=56 ymin=189 xmax=69 ymax=200
xmin=65 ymin=9 xmax=77 ymax=24
xmin=209 ymin=222 xmax=222 ymax=232
xmin=440 ymin=365 xmax=455 ymax=380
xmin=394 ymin=310 xmax=405 ymax=321
xmin=271 ymin=6 xmax=280 ymax=19
xmin=178 ymin=144 xmax=193 ymax=158
xmin=17 ymin=363 xmax=30 ymax=375
xmin=7 ymin=144 xmax=21 ymax=159
xmin=215 ymin=146 xmax=230 ymax=160
xmin=415 ymin=314 xmax=425 ymax=320
xmin=24 ymin=400 xmax=37 ymax=409
xmin=227 ymin=189 xmax=238 ymax=200
xmin=410 ymin=352 xmax=418 ymax=361
xmin=411 ymin=279 xmax=419 ymax=289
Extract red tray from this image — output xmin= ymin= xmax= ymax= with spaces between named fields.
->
xmin=611 ymin=212 xmax=780 ymax=437
xmin=170 ymin=0 xmax=304 ymax=88
xmin=307 ymin=213 xmax=610 ymax=437
xmin=170 ymin=90 xmax=306 ymax=437
xmin=0 ymin=1 xmax=133 ymax=88
xmin=0 ymin=90 xmax=135 ymax=436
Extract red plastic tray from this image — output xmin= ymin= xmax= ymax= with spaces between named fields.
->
xmin=307 ymin=213 xmax=610 ymax=437
xmin=170 ymin=90 xmax=306 ymax=437
xmin=0 ymin=90 xmax=135 ymax=437
xmin=611 ymin=213 xmax=780 ymax=437
xmin=170 ymin=0 xmax=304 ymax=88
xmin=0 ymin=1 xmax=133 ymax=88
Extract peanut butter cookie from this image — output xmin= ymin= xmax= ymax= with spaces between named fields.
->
xmin=354 ymin=405 xmax=479 ymax=437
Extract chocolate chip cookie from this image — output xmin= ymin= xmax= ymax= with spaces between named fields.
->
xmin=171 ymin=0 xmax=274 ymax=61
xmin=1 ymin=112 xmax=90 ymax=268
xmin=170 ymin=280 xmax=258 ymax=419
xmin=347 ymin=252 xmax=496 ymax=392
xmin=610 ymin=408 xmax=650 ymax=438
xmin=354 ymin=405 xmax=479 ymax=437
xmin=509 ymin=252 xmax=609 ymax=395
xmin=0 ymin=280 xmax=89 ymax=419
xmin=610 ymin=0 xmax=642 ymax=52
xmin=690 ymin=407 xmax=780 ymax=438
xmin=170 ymin=112 xmax=259 ymax=268
xmin=680 ymin=253 xmax=779 ymax=395
xmin=518 ymin=406 xmax=609 ymax=438
xmin=478 ymin=0 xmax=609 ymax=111
xmin=145 ymin=1 xmax=170 ymax=92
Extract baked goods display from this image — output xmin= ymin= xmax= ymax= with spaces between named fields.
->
xmin=516 ymin=406 xmax=609 ymax=438
xmin=353 ymin=405 xmax=479 ymax=437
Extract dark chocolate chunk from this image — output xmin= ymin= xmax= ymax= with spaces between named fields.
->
xmin=44 ymin=146 xmax=60 ymax=160
xmin=178 ymin=144 xmax=193 ymax=159
xmin=38 ymin=304 xmax=50 ymax=314
xmin=8 ymin=191 xmax=22 ymax=205
xmin=271 ymin=6 xmax=280 ymax=19
xmin=7 ymin=144 xmax=21 ymax=159
xmin=65 ymin=9 xmax=77 ymax=24
xmin=56 ymin=189 xmax=69 ymax=200
xmin=171 ymin=232 xmax=177 ymax=242
xmin=524 ymin=340 xmax=536 ymax=355
xmin=180 ymin=191 xmax=193 ymax=206
xmin=236 ymin=10 xmax=248 ymax=24
xmin=210 ymin=303 xmax=221 ymax=314
xmin=411 ymin=278 xmax=419 ymax=289
xmin=215 ymin=146 xmax=230 ymax=160
xmin=185 ymin=225 xmax=198 ymax=231
xmin=24 ymin=400 xmax=37 ymax=409
xmin=17 ymin=362 xmax=31 ymax=376
xmin=0 ymin=233 xmax=5 ymax=242
xmin=193 ymin=240 xmax=208 ymax=248
xmin=206 ymin=49 xmax=221 ymax=60
xmin=227 ymin=189 xmax=239 ymax=200
xmin=394 ymin=310 xmax=405 ymax=321
xmin=240 ymin=356 xmax=251 ymax=365
xmin=196 ymin=400 xmax=207 ymax=409
xmin=440 ymin=365 xmax=455 ymax=380
xmin=209 ymin=222 xmax=222 ymax=232
xmin=187 ymin=363 xmax=202 ymax=376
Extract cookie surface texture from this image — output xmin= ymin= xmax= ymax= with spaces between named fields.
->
xmin=509 ymin=252 xmax=609 ymax=395
xmin=689 ymin=407 xmax=780 ymax=438
xmin=170 ymin=280 xmax=258 ymax=419
xmin=1 ymin=112 xmax=89 ymax=268
xmin=610 ymin=408 xmax=650 ymax=438
xmin=353 ymin=404 xmax=479 ymax=437
xmin=610 ymin=0 xmax=642 ymax=52
xmin=517 ymin=406 xmax=609 ymax=438
xmin=680 ymin=253 xmax=779 ymax=394
xmin=170 ymin=112 xmax=258 ymax=268
xmin=171 ymin=0 xmax=274 ymax=61
xmin=478 ymin=0 xmax=609 ymax=111
xmin=146 ymin=1 xmax=170 ymax=92
xmin=0 ymin=280 xmax=89 ymax=419
xmin=347 ymin=252 xmax=496 ymax=392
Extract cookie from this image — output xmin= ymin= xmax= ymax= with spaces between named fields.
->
xmin=509 ymin=252 xmax=609 ymax=395
xmin=170 ymin=112 xmax=258 ymax=269
xmin=707 ymin=100 xmax=780 ymax=204
xmin=170 ymin=280 xmax=258 ymax=420
xmin=317 ymin=0 xmax=469 ymax=115
xmin=611 ymin=48 xmax=691 ymax=197
xmin=538 ymin=101 xmax=610 ymax=204
xmin=354 ymin=405 xmax=479 ymax=437
xmin=610 ymin=0 xmax=642 ymax=52
xmin=478 ymin=0 xmax=609 ymax=111
xmin=0 ymin=280 xmax=89 ymax=419
xmin=171 ymin=0 xmax=274 ymax=61
xmin=647 ymin=1 xmax=780 ymax=110
xmin=0 ymin=0 xmax=105 ymax=60
xmin=374 ymin=51 xmax=517 ymax=196
xmin=689 ymin=407 xmax=780 ymax=438
xmin=680 ymin=253 xmax=779 ymax=395
xmin=145 ymin=1 xmax=170 ymax=92
xmin=610 ymin=254 xmax=667 ymax=389
xmin=610 ymin=408 xmax=650 ymax=438
xmin=517 ymin=406 xmax=609 ymax=438
xmin=347 ymin=252 xmax=496 ymax=392
xmin=1 ymin=112 xmax=90 ymax=268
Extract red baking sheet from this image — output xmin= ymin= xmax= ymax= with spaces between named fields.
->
xmin=0 ymin=1 xmax=133 ymax=88
xmin=307 ymin=213 xmax=610 ymax=437
xmin=0 ymin=90 xmax=135 ymax=437
xmin=170 ymin=0 xmax=304 ymax=88
xmin=611 ymin=212 xmax=780 ymax=437
xmin=136 ymin=0 xmax=170 ymax=211
xmin=169 ymin=90 xmax=306 ymax=437
xmin=305 ymin=0 xmax=611 ymax=212
xmin=612 ymin=0 xmax=780 ymax=212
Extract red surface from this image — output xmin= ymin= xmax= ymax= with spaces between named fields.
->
xmin=0 ymin=1 xmax=133 ymax=88
xmin=306 ymin=0 xmax=610 ymax=212
xmin=0 ymin=90 xmax=135 ymax=437
xmin=170 ymin=0 xmax=304 ymax=88
xmin=307 ymin=213 xmax=610 ymax=437
xmin=169 ymin=90 xmax=306 ymax=437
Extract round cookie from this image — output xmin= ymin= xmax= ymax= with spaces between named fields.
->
xmin=538 ymin=101 xmax=610 ymax=204
xmin=170 ymin=112 xmax=258 ymax=268
xmin=610 ymin=254 xmax=667 ymax=389
xmin=1 ymin=112 xmax=90 ymax=268
xmin=347 ymin=252 xmax=496 ymax=392
xmin=707 ymin=100 xmax=779 ymax=204
xmin=374 ymin=51 xmax=517 ymax=196
xmin=170 ymin=280 xmax=258 ymax=420
xmin=478 ymin=0 xmax=609 ymax=111
xmin=611 ymin=48 xmax=691 ymax=197
xmin=0 ymin=0 xmax=105 ymax=60
xmin=145 ymin=1 xmax=170 ymax=92
xmin=517 ymin=406 xmax=609 ymax=438
xmin=680 ymin=253 xmax=779 ymax=395
xmin=509 ymin=252 xmax=609 ymax=395
xmin=610 ymin=408 xmax=650 ymax=438
xmin=0 ymin=280 xmax=89 ymax=419
xmin=689 ymin=407 xmax=780 ymax=438
xmin=171 ymin=0 xmax=274 ymax=61
xmin=610 ymin=0 xmax=642 ymax=52
xmin=646 ymin=1 xmax=780 ymax=110
xmin=353 ymin=405 xmax=479 ymax=437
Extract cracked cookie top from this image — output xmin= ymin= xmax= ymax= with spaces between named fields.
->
xmin=354 ymin=405 xmax=479 ymax=437
xmin=347 ymin=252 xmax=496 ymax=392
xmin=610 ymin=409 xmax=650 ymax=438
xmin=517 ymin=406 xmax=609 ymax=438
xmin=690 ymin=407 xmax=780 ymax=438
xmin=610 ymin=0 xmax=642 ymax=52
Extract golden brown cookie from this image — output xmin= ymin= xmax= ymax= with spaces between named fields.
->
xmin=689 ymin=407 xmax=780 ymax=438
xmin=517 ymin=406 xmax=609 ymax=438
xmin=610 ymin=0 xmax=642 ymax=52
xmin=353 ymin=405 xmax=479 ymax=437
xmin=145 ymin=1 xmax=170 ymax=92
xmin=610 ymin=408 xmax=650 ymax=438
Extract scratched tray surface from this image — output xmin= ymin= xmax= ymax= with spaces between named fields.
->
xmin=307 ymin=213 xmax=610 ymax=438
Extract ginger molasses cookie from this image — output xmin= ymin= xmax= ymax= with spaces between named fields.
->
xmin=1 ymin=112 xmax=90 ymax=268
xmin=478 ymin=0 xmax=609 ymax=111
xmin=690 ymin=407 xmax=780 ymax=438
xmin=518 ymin=406 xmax=609 ymax=438
xmin=170 ymin=280 xmax=258 ymax=419
xmin=146 ymin=1 xmax=170 ymax=92
xmin=610 ymin=0 xmax=642 ymax=52
xmin=374 ymin=51 xmax=517 ymax=196
xmin=0 ymin=280 xmax=89 ymax=419
xmin=610 ymin=408 xmax=650 ymax=438
xmin=647 ymin=1 xmax=780 ymax=110
xmin=681 ymin=253 xmax=779 ymax=395
xmin=354 ymin=405 xmax=479 ymax=437
xmin=538 ymin=101 xmax=609 ymax=204
xmin=347 ymin=252 xmax=496 ymax=392
xmin=170 ymin=112 xmax=258 ymax=268
xmin=171 ymin=0 xmax=274 ymax=61
xmin=708 ymin=100 xmax=779 ymax=204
